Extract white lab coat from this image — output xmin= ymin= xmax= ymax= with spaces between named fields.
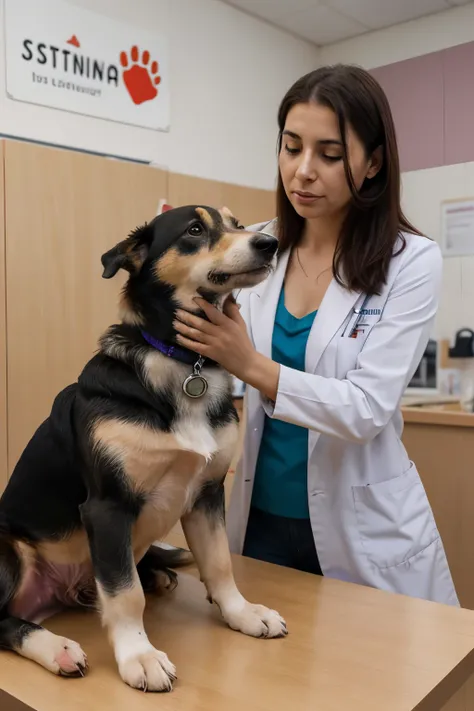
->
xmin=227 ymin=219 xmax=459 ymax=606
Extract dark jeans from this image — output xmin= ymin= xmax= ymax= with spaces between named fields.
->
xmin=243 ymin=507 xmax=323 ymax=576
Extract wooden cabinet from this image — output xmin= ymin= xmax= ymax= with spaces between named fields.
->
xmin=401 ymin=408 xmax=474 ymax=610
xmin=168 ymin=172 xmax=224 ymax=208
xmin=4 ymin=140 xmax=168 ymax=472
xmin=221 ymin=181 xmax=276 ymax=226
xmin=169 ymin=172 xmax=276 ymax=227
xmin=0 ymin=143 xmax=7 ymax=492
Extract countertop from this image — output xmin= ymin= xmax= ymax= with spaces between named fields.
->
xmin=2 ymin=556 xmax=474 ymax=711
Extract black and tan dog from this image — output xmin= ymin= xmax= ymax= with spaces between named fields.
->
xmin=0 ymin=205 xmax=285 ymax=692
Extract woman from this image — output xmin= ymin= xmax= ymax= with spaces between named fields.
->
xmin=174 ymin=64 xmax=458 ymax=606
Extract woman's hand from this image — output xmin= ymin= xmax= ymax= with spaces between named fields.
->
xmin=173 ymin=297 xmax=280 ymax=399
xmin=174 ymin=297 xmax=255 ymax=380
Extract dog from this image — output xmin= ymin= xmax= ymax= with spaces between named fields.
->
xmin=0 ymin=205 xmax=285 ymax=692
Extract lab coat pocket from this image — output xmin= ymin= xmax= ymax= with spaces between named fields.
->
xmin=352 ymin=462 xmax=438 ymax=570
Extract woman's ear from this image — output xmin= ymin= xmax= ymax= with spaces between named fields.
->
xmin=101 ymin=224 xmax=151 ymax=279
xmin=366 ymin=145 xmax=383 ymax=179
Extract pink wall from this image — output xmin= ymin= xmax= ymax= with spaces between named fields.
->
xmin=370 ymin=41 xmax=474 ymax=172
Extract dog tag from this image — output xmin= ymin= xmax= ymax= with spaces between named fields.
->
xmin=182 ymin=357 xmax=208 ymax=399
xmin=183 ymin=374 xmax=208 ymax=398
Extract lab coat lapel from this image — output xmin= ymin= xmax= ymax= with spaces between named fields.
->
xmin=306 ymin=278 xmax=362 ymax=373
xmin=250 ymin=249 xmax=290 ymax=359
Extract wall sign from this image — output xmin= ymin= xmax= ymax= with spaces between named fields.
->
xmin=4 ymin=0 xmax=170 ymax=131
xmin=441 ymin=198 xmax=474 ymax=257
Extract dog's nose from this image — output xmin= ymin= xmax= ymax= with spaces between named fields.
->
xmin=250 ymin=234 xmax=278 ymax=257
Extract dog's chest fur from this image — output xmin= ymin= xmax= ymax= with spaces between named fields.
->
xmin=143 ymin=350 xmax=230 ymax=459
xmin=94 ymin=349 xmax=239 ymax=553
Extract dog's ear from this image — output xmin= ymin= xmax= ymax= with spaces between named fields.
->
xmin=101 ymin=224 xmax=151 ymax=279
xmin=157 ymin=199 xmax=173 ymax=215
xmin=220 ymin=206 xmax=235 ymax=220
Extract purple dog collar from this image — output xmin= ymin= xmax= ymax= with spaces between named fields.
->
xmin=141 ymin=330 xmax=199 ymax=366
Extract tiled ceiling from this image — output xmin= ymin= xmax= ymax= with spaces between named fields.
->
xmin=221 ymin=0 xmax=473 ymax=45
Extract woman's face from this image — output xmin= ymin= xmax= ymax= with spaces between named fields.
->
xmin=278 ymin=101 xmax=381 ymax=221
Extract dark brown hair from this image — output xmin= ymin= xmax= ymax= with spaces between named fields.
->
xmin=276 ymin=64 xmax=422 ymax=295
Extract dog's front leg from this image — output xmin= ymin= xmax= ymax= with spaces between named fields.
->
xmin=80 ymin=498 xmax=176 ymax=692
xmin=181 ymin=479 xmax=287 ymax=638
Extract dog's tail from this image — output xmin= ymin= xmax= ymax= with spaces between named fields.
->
xmin=152 ymin=544 xmax=194 ymax=568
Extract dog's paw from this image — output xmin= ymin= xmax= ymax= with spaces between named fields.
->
xmin=22 ymin=629 xmax=88 ymax=677
xmin=55 ymin=639 xmax=89 ymax=677
xmin=119 ymin=648 xmax=176 ymax=692
xmin=224 ymin=602 xmax=287 ymax=639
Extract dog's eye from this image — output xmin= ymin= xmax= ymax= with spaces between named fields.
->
xmin=188 ymin=223 xmax=203 ymax=237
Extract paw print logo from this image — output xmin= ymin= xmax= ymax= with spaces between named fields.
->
xmin=120 ymin=46 xmax=161 ymax=106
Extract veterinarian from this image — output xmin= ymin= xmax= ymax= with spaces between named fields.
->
xmin=174 ymin=64 xmax=458 ymax=606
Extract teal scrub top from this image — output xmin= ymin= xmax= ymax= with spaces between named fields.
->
xmin=251 ymin=287 xmax=317 ymax=519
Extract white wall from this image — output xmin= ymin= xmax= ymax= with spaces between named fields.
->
xmin=401 ymin=164 xmax=474 ymax=341
xmin=320 ymin=4 xmax=474 ymax=341
xmin=0 ymin=0 xmax=318 ymax=190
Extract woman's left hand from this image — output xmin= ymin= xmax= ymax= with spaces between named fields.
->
xmin=173 ymin=297 xmax=257 ymax=381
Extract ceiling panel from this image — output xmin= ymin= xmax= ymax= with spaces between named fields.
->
xmin=220 ymin=0 xmax=473 ymax=45
xmin=327 ymin=0 xmax=450 ymax=30
xmin=281 ymin=5 xmax=368 ymax=45
xmin=222 ymin=0 xmax=317 ymax=22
